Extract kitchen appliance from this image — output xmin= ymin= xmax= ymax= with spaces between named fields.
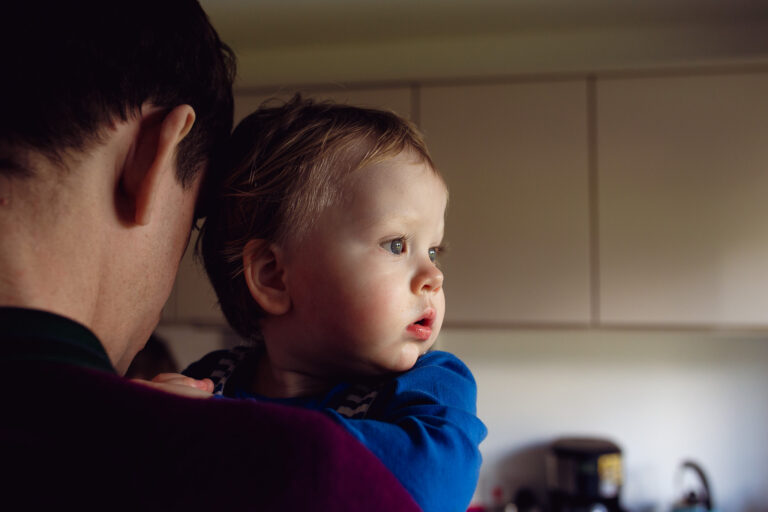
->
xmin=546 ymin=437 xmax=623 ymax=512
xmin=671 ymin=460 xmax=715 ymax=512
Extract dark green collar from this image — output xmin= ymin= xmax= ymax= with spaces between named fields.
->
xmin=0 ymin=307 xmax=116 ymax=374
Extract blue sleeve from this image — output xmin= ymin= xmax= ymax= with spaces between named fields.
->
xmin=325 ymin=351 xmax=487 ymax=512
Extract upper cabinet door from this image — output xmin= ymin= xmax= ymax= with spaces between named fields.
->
xmin=420 ymin=82 xmax=591 ymax=325
xmin=598 ymin=73 xmax=768 ymax=326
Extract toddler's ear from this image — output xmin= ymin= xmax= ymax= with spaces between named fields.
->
xmin=243 ymin=239 xmax=291 ymax=315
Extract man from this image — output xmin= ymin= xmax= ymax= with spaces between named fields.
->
xmin=0 ymin=2 xmax=420 ymax=510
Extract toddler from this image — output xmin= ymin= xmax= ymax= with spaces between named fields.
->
xmin=179 ymin=96 xmax=487 ymax=512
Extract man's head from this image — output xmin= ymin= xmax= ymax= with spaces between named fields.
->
xmin=0 ymin=0 xmax=236 ymax=372
xmin=201 ymin=95 xmax=440 ymax=344
xmin=1 ymin=0 xmax=235 ymax=203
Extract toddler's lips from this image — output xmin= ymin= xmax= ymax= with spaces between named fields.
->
xmin=407 ymin=309 xmax=436 ymax=341
xmin=406 ymin=323 xmax=432 ymax=341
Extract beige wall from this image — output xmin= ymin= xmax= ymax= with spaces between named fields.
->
xmin=440 ymin=328 xmax=768 ymax=510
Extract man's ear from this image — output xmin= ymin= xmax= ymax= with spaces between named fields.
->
xmin=120 ymin=104 xmax=196 ymax=226
xmin=243 ymin=239 xmax=291 ymax=316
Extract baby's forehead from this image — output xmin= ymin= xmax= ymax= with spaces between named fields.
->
xmin=282 ymin=151 xmax=445 ymax=253
xmin=339 ymin=154 xmax=446 ymax=210
xmin=343 ymin=149 xmax=442 ymax=188
xmin=281 ymin=147 xmax=444 ymax=243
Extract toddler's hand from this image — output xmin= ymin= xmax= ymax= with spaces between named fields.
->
xmin=132 ymin=373 xmax=214 ymax=398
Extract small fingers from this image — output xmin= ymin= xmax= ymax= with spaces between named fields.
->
xmin=132 ymin=378 xmax=213 ymax=399
xmin=195 ymin=378 xmax=215 ymax=393
xmin=151 ymin=372 xmax=187 ymax=383
xmin=150 ymin=373 xmax=214 ymax=392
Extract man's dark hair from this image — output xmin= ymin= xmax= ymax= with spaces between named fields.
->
xmin=0 ymin=0 xmax=236 ymax=195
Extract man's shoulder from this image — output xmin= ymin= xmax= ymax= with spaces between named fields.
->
xmin=2 ymin=360 xmax=421 ymax=511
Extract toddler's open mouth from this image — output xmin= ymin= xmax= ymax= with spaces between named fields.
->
xmin=407 ymin=309 xmax=436 ymax=341
xmin=414 ymin=317 xmax=432 ymax=327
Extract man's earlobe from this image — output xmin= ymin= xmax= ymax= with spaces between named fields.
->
xmin=119 ymin=104 xmax=196 ymax=226
xmin=243 ymin=240 xmax=291 ymax=316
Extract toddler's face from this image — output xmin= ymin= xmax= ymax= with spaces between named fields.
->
xmin=278 ymin=151 xmax=447 ymax=378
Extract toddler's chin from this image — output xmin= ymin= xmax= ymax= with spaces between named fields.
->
xmin=392 ymin=345 xmax=422 ymax=373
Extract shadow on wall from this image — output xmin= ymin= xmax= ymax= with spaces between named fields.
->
xmin=125 ymin=334 xmax=179 ymax=379
xmin=492 ymin=442 xmax=549 ymax=510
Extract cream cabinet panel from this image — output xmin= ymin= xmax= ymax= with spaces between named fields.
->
xmin=420 ymin=82 xmax=591 ymax=325
xmin=599 ymin=73 xmax=768 ymax=326
xmin=167 ymin=87 xmax=413 ymax=325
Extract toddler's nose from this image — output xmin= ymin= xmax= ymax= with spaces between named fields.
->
xmin=412 ymin=263 xmax=444 ymax=295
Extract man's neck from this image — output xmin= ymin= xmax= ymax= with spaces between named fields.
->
xmin=0 ymin=153 xmax=129 ymax=372
xmin=2 ymin=109 xmax=200 ymax=376
xmin=1 ymin=173 xmax=94 ymax=314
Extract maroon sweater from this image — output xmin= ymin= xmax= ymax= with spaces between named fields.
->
xmin=1 ymin=307 xmax=421 ymax=511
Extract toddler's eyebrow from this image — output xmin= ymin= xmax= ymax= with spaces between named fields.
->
xmin=355 ymin=213 xmax=423 ymax=230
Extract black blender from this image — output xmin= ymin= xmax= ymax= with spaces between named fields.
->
xmin=546 ymin=437 xmax=624 ymax=512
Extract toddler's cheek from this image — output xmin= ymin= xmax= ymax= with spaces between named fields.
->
xmin=352 ymin=285 xmax=395 ymax=324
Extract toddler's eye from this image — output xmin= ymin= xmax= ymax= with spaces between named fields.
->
xmin=428 ymin=247 xmax=439 ymax=262
xmin=383 ymin=238 xmax=405 ymax=255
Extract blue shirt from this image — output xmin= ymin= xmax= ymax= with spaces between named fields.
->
xmin=185 ymin=349 xmax=487 ymax=512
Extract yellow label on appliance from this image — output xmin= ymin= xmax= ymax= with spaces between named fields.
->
xmin=598 ymin=453 xmax=622 ymax=485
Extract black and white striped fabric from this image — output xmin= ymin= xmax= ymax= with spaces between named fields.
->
xmin=205 ymin=347 xmax=380 ymax=419
xmin=208 ymin=346 xmax=251 ymax=396
xmin=333 ymin=384 xmax=378 ymax=419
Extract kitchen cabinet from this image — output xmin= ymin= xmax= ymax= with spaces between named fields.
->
xmin=598 ymin=72 xmax=768 ymax=326
xmin=164 ymin=70 xmax=768 ymax=329
xmin=420 ymin=82 xmax=592 ymax=325
xmin=164 ymin=87 xmax=414 ymax=325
